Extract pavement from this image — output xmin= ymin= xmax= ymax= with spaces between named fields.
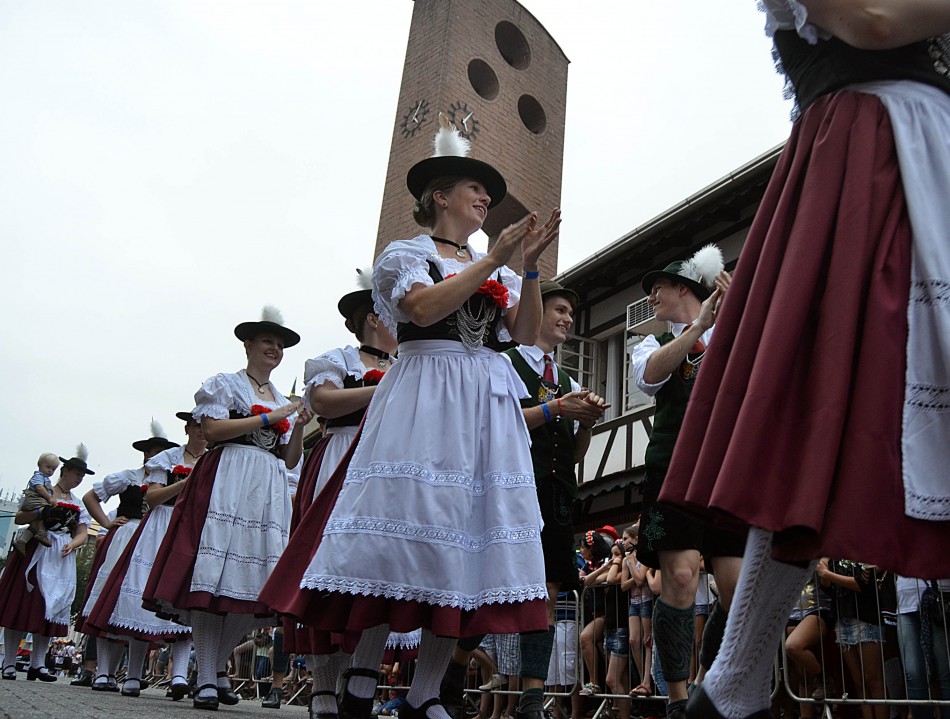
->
xmin=0 ymin=673 xmax=309 ymax=719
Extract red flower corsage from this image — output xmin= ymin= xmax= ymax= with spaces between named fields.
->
xmin=251 ymin=404 xmax=291 ymax=435
xmin=362 ymin=369 xmax=385 ymax=385
xmin=57 ymin=502 xmax=81 ymax=513
xmin=444 ymin=274 xmax=509 ymax=309
xmin=171 ymin=465 xmax=192 ymax=478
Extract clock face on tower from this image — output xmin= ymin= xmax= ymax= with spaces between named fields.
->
xmin=447 ymin=100 xmax=479 ymax=139
xmin=400 ymin=99 xmax=430 ymax=138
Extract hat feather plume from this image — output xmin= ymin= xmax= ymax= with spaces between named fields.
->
xmin=355 ymin=267 xmax=373 ymax=291
xmin=150 ymin=419 xmax=167 ymax=440
xmin=682 ymin=244 xmax=724 ymax=289
xmin=76 ymin=443 xmax=89 ymax=462
xmin=433 ymin=112 xmax=470 ymax=158
xmin=261 ymin=305 xmax=284 ymax=326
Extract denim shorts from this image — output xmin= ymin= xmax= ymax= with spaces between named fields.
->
xmin=605 ymin=628 xmax=630 ymax=656
xmin=836 ymin=616 xmax=884 ymax=646
xmin=629 ymin=600 xmax=653 ymax=618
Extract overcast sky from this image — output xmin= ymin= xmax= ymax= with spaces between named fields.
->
xmin=0 ymin=2 xmax=792 ymax=499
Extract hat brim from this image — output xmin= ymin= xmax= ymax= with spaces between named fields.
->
xmin=640 ymin=270 xmax=710 ymax=301
xmin=406 ymin=156 xmax=507 ymax=209
xmin=59 ymin=457 xmax=95 ymax=476
xmin=132 ymin=438 xmax=181 ymax=453
xmin=541 ymin=286 xmax=580 ymax=312
xmin=176 ymin=411 xmax=197 ymax=423
xmin=234 ymin=321 xmax=301 ymax=348
xmin=337 ymin=289 xmax=374 ymax=320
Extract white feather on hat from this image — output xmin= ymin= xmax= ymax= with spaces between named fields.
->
xmin=355 ymin=267 xmax=373 ymax=290
xmin=150 ymin=419 xmax=167 ymax=440
xmin=76 ymin=443 xmax=89 ymax=462
xmin=433 ymin=112 xmax=470 ymax=158
xmin=261 ymin=305 xmax=285 ymax=326
xmin=681 ymin=244 xmax=724 ymax=290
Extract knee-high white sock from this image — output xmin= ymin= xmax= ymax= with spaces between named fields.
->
xmin=95 ymin=638 xmax=113 ymax=679
xmin=191 ymin=611 xmax=223 ymax=697
xmin=406 ymin=630 xmax=456 ymax=719
xmin=307 ymin=650 xmax=353 ymax=714
xmin=126 ymin=638 xmax=149 ymax=682
xmin=217 ymin=614 xmax=256 ymax=687
xmin=169 ymin=641 xmax=191 ymax=682
xmin=701 ymin=528 xmax=816 ymax=718
xmin=348 ymin=624 xmax=390 ymax=698
xmin=30 ymin=634 xmax=50 ymax=670
xmin=3 ymin=630 xmax=23 ymax=671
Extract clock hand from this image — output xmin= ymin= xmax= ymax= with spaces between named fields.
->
xmin=462 ymin=111 xmax=473 ymax=130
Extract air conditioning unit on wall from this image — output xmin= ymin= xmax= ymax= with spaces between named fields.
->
xmin=626 ymin=297 xmax=669 ymax=337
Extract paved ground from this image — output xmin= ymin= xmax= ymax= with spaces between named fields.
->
xmin=0 ymin=673 xmax=309 ymax=719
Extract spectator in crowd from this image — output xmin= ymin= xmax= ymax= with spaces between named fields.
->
xmin=894 ymin=575 xmax=950 ymax=719
xmin=579 ymin=531 xmax=612 ymax=696
xmin=622 ymin=525 xmax=654 ymax=697
xmin=604 ymin=541 xmax=631 ymax=719
xmin=784 ymin=577 xmax=836 ymax=717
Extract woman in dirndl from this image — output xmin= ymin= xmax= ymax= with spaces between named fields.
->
xmin=0 ymin=446 xmax=93 ymax=682
xmin=655 ymin=3 xmax=950 ymax=719
xmin=83 ymin=412 xmax=207 ymax=700
xmin=142 ymin=306 xmax=312 ymax=711
xmin=263 ymin=115 xmax=560 ymax=719
xmin=79 ymin=423 xmax=179 ymax=693
xmin=259 ymin=273 xmax=397 ymax=714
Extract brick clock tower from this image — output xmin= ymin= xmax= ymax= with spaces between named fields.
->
xmin=374 ymin=0 xmax=569 ymax=279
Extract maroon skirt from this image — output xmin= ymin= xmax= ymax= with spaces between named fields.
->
xmin=261 ymin=427 xmax=548 ymax=648
xmin=0 ymin=540 xmax=69 ymax=637
xmin=84 ymin=509 xmax=188 ymax=642
xmin=659 ymin=90 xmax=950 ymax=578
xmin=142 ymin=447 xmax=273 ymax=619
xmin=73 ymin=529 xmax=120 ymax=635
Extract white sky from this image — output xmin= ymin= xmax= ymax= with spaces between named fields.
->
xmin=0 ymin=2 xmax=792 ymax=499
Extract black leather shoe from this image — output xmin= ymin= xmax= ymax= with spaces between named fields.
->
xmin=262 ymin=687 xmax=283 ymax=709
xmin=168 ymin=677 xmax=189 ymax=701
xmin=338 ymin=668 xmax=381 ymax=719
xmin=399 ymin=697 xmax=444 ymax=719
xmin=121 ymin=678 xmax=141 ymax=697
xmin=27 ymin=667 xmax=57 ymax=682
xmin=214 ymin=671 xmax=240 ymax=705
xmin=70 ymin=669 xmax=92 ymax=686
xmin=686 ymin=686 xmax=770 ymax=719
xmin=1 ymin=666 xmax=16 ymax=681
xmin=309 ymin=689 xmax=339 ymax=719
xmin=194 ymin=684 xmax=220 ymax=711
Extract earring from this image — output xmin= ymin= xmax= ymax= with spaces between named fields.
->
xmin=442 ymin=203 xmax=448 ymax=208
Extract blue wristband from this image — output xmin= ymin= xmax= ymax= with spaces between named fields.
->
xmin=261 ymin=413 xmax=270 ymax=426
xmin=541 ymin=402 xmax=552 ymax=422
xmin=524 ymin=270 xmax=540 ymax=280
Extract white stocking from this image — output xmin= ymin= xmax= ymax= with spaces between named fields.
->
xmin=169 ymin=640 xmax=191 ymax=683
xmin=307 ymin=650 xmax=352 ymax=714
xmin=406 ymin=630 xmax=456 ymax=719
xmin=347 ymin=624 xmax=390 ymax=698
xmin=191 ymin=611 xmax=223 ymax=698
xmin=126 ymin=638 xmax=149 ymax=682
xmin=3 ymin=629 xmax=23 ymax=671
xmin=701 ymin=528 xmax=816 ymax=718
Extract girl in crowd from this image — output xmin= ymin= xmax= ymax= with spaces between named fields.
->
xmin=0 ymin=446 xmax=93 ymax=682
xmin=143 ymin=307 xmax=312 ymax=711
xmin=264 ymin=115 xmax=559 ymax=719
xmin=621 ymin=526 xmax=653 ymax=698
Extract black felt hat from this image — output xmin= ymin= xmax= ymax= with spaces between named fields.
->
xmin=59 ymin=443 xmax=95 ymax=475
xmin=132 ymin=420 xmax=180 ymax=453
xmin=640 ymin=245 xmax=724 ymax=302
xmin=175 ymin=411 xmax=197 ymax=424
xmin=406 ymin=113 xmax=506 ymax=209
xmin=234 ymin=305 xmax=301 ymax=348
xmin=337 ymin=269 xmax=375 ymax=320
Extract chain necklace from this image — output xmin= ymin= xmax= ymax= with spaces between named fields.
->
xmin=451 ymin=299 xmax=497 ymax=352
xmin=245 ymin=371 xmax=269 ymax=395
xmin=359 ymin=345 xmax=391 ymax=370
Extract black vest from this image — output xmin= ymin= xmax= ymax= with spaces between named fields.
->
xmin=116 ymin=484 xmax=146 ymax=520
xmin=774 ymin=30 xmax=950 ymax=112
xmin=644 ymin=332 xmax=705 ymax=478
xmin=326 ymin=374 xmax=370 ymax=429
xmin=505 ymin=349 xmax=579 ymax=497
xmin=397 ymin=261 xmax=507 ymax=351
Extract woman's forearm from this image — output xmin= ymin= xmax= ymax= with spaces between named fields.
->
xmin=397 ymin=257 xmax=502 ymax=327
xmin=507 ymin=280 xmax=542 ymax=346
xmin=310 ymin=384 xmax=375 ymax=419
xmin=803 ymin=0 xmax=950 ymax=49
